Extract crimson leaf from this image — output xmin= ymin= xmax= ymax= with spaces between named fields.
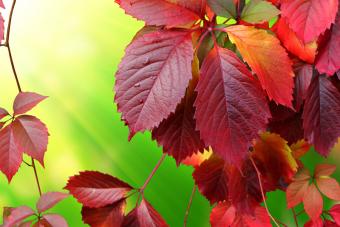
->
xmin=36 ymin=192 xmax=69 ymax=213
xmin=43 ymin=214 xmax=68 ymax=227
xmin=2 ymin=206 xmax=35 ymax=227
xmin=13 ymin=92 xmax=47 ymax=116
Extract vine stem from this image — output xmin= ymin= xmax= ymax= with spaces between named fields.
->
xmin=250 ymin=157 xmax=280 ymax=227
xmin=183 ymin=184 xmax=197 ymax=227
xmin=136 ymin=154 xmax=166 ymax=206
xmin=292 ymin=208 xmax=299 ymax=227
xmin=2 ymin=0 xmax=42 ymax=196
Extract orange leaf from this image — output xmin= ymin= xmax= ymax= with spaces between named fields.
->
xmin=225 ymin=25 xmax=294 ymax=107
xmin=316 ymin=178 xmax=340 ymax=201
xmin=303 ymin=184 xmax=323 ymax=221
xmin=286 ymin=179 xmax=309 ymax=208
xmin=290 ymin=140 xmax=311 ymax=160
xmin=314 ymin=164 xmax=337 ymax=178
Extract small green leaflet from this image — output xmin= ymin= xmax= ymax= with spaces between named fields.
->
xmin=241 ymin=0 xmax=280 ymax=24
xmin=207 ymin=0 xmax=237 ymax=19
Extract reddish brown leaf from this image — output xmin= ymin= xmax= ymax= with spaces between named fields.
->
xmin=12 ymin=115 xmax=49 ymax=165
xmin=314 ymin=164 xmax=337 ymax=177
xmin=210 ymin=202 xmax=236 ymax=227
xmin=43 ymin=214 xmax=68 ymax=227
xmin=0 ymin=107 xmax=9 ymax=120
xmin=225 ymin=25 xmax=294 ymax=107
xmin=2 ymin=206 xmax=35 ymax=227
xmin=115 ymin=30 xmax=194 ymax=139
xmin=13 ymin=92 xmax=47 ymax=116
xmin=281 ymin=0 xmax=338 ymax=43
xmin=123 ymin=199 xmax=168 ymax=227
xmin=273 ymin=18 xmax=317 ymax=64
xmin=303 ymin=184 xmax=323 ymax=221
xmin=36 ymin=192 xmax=69 ymax=213
xmin=0 ymin=124 xmax=23 ymax=182
xmin=192 ymin=155 xmax=229 ymax=204
xmin=65 ymin=171 xmax=132 ymax=208
xmin=316 ymin=14 xmax=340 ymax=76
xmin=286 ymin=169 xmax=311 ymax=208
xmin=330 ymin=204 xmax=340 ymax=225
xmin=294 ymin=64 xmax=313 ymax=112
xmin=195 ymin=46 xmax=270 ymax=165
xmin=303 ymin=75 xmax=340 ymax=156
xmin=115 ymin=0 xmax=200 ymax=27
xmin=82 ymin=200 xmax=126 ymax=227
xmin=316 ymin=178 xmax=340 ymax=201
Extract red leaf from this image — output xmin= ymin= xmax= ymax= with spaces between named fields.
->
xmin=115 ymin=0 xmax=200 ymax=27
xmin=82 ymin=200 xmax=126 ymax=227
xmin=303 ymin=184 xmax=323 ymax=221
xmin=304 ymin=218 xmax=323 ymax=227
xmin=316 ymin=178 xmax=340 ymax=201
xmin=0 ymin=107 xmax=9 ymax=120
xmin=115 ymin=30 xmax=194 ymax=139
xmin=65 ymin=171 xmax=132 ymax=208
xmin=302 ymin=75 xmax=340 ymax=156
xmin=316 ymin=14 xmax=340 ymax=76
xmin=273 ymin=18 xmax=317 ymax=64
xmin=181 ymin=149 xmax=212 ymax=167
xmin=0 ymin=13 xmax=4 ymax=42
xmin=2 ymin=206 xmax=35 ymax=227
xmin=192 ymin=155 xmax=229 ymax=204
xmin=242 ymin=206 xmax=271 ymax=227
xmin=43 ymin=214 xmax=68 ymax=227
xmin=286 ymin=169 xmax=311 ymax=208
xmin=294 ymin=64 xmax=313 ymax=112
xmin=36 ymin=192 xmax=69 ymax=213
xmin=330 ymin=204 xmax=340 ymax=226
xmin=291 ymin=140 xmax=311 ymax=160
xmin=314 ymin=164 xmax=337 ymax=177
xmin=195 ymin=46 xmax=270 ymax=165
xmin=13 ymin=92 xmax=47 ymax=116
xmin=0 ymin=124 xmax=23 ymax=182
xmin=225 ymin=25 xmax=294 ymax=107
xmin=175 ymin=0 xmax=207 ymax=17
xmin=123 ymin=199 xmax=168 ymax=227
xmin=0 ymin=0 xmax=4 ymax=8
xmin=12 ymin=115 xmax=49 ymax=165
xmin=281 ymin=0 xmax=338 ymax=43
xmin=323 ymin=220 xmax=339 ymax=227
xmin=210 ymin=202 xmax=236 ymax=227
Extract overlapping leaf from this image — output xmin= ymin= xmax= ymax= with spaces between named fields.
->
xmin=225 ymin=25 xmax=294 ymax=107
xmin=13 ymin=92 xmax=47 ymax=116
xmin=293 ymin=64 xmax=313 ymax=112
xmin=2 ymin=206 xmax=35 ymax=227
xmin=36 ymin=192 xmax=69 ymax=213
xmin=241 ymin=0 xmax=280 ymax=24
xmin=115 ymin=30 xmax=194 ymax=139
xmin=207 ymin=0 xmax=237 ymax=18
xmin=195 ymin=46 xmax=270 ymax=165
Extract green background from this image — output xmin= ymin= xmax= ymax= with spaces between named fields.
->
xmin=0 ymin=0 xmax=339 ymax=226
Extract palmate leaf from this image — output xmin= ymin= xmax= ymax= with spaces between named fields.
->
xmin=36 ymin=192 xmax=69 ymax=213
xmin=2 ymin=206 xmax=35 ymax=227
xmin=225 ymin=25 xmax=294 ymax=107
xmin=241 ymin=0 xmax=280 ymax=24
xmin=303 ymin=184 xmax=323 ymax=221
xmin=115 ymin=30 xmax=194 ymax=139
xmin=195 ymin=46 xmax=270 ymax=166
xmin=115 ymin=0 xmax=201 ymax=27
xmin=13 ymin=92 xmax=47 ymax=116
xmin=281 ymin=0 xmax=338 ymax=43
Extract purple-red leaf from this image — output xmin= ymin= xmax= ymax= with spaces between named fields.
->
xmin=65 ymin=171 xmax=133 ymax=208
xmin=115 ymin=0 xmax=200 ymax=27
xmin=195 ymin=46 xmax=270 ymax=165
xmin=294 ymin=64 xmax=313 ymax=112
xmin=0 ymin=107 xmax=9 ymax=120
xmin=115 ymin=30 xmax=194 ymax=139
xmin=302 ymin=75 xmax=340 ymax=156
xmin=2 ymin=206 xmax=35 ymax=227
xmin=281 ymin=0 xmax=338 ymax=43
xmin=43 ymin=214 xmax=68 ymax=227
xmin=37 ymin=192 xmax=69 ymax=213
xmin=123 ymin=199 xmax=168 ymax=227
xmin=13 ymin=92 xmax=47 ymax=116
xmin=82 ymin=200 xmax=126 ymax=227
xmin=12 ymin=115 xmax=49 ymax=165
xmin=0 ymin=124 xmax=23 ymax=182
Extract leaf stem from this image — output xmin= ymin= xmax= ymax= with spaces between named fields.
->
xmin=183 ymin=184 xmax=197 ymax=227
xmin=292 ymin=208 xmax=299 ymax=227
xmin=31 ymin=158 xmax=42 ymax=196
xmin=250 ymin=157 xmax=280 ymax=227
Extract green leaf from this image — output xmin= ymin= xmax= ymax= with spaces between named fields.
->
xmin=241 ymin=0 xmax=280 ymax=24
xmin=207 ymin=0 xmax=237 ymax=19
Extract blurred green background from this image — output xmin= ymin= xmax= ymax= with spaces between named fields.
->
xmin=0 ymin=0 xmax=339 ymax=226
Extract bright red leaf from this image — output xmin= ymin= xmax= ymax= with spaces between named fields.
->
xmin=82 ymin=200 xmax=126 ymax=227
xmin=302 ymin=75 xmax=340 ymax=156
xmin=210 ymin=202 xmax=236 ymax=227
xmin=12 ymin=115 xmax=49 ymax=165
xmin=303 ymin=184 xmax=323 ymax=221
xmin=281 ymin=0 xmax=338 ymax=43
xmin=43 ymin=214 xmax=68 ymax=227
xmin=36 ymin=192 xmax=69 ymax=213
xmin=115 ymin=0 xmax=200 ymax=27
xmin=330 ymin=204 xmax=340 ymax=226
xmin=304 ymin=218 xmax=323 ymax=227
xmin=225 ymin=25 xmax=294 ymax=107
xmin=115 ymin=30 xmax=194 ymax=139
xmin=13 ymin=92 xmax=47 ymax=116
xmin=2 ymin=206 xmax=35 ymax=227
xmin=65 ymin=171 xmax=133 ymax=208
xmin=242 ymin=206 xmax=271 ymax=227
xmin=195 ymin=46 xmax=270 ymax=165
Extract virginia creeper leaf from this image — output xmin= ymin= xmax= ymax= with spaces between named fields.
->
xmin=123 ymin=199 xmax=168 ymax=227
xmin=210 ymin=202 xmax=236 ymax=227
xmin=303 ymin=184 xmax=323 ymax=221
xmin=115 ymin=0 xmax=200 ymax=27
xmin=281 ymin=0 xmax=338 ymax=43
xmin=273 ymin=18 xmax=317 ymax=64
xmin=43 ymin=214 xmax=68 ymax=227
xmin=181 ymin=149 xmax=212 ymax=167
xmin=242 ymin=206 xmax=271 ymax=227
xmin=241 ymin=0 xmax=280 ymax=24
xmin=0 ymin=13 xmax=4 ymax=42
xmin=36 ymin=192 xmax=69 ymax=213
xmin=207 ymin=0 xmax=237 ymax=18
xmin=286 ymin=169 xmax=311 ymax=208
xmin=302 ymin=75 xmax=340 ymax=156
xmin=304 ymin=218 xmax=324 ymax=227
xmin=294 ymin=64 xmax=313 ymax=112
xmin=192 ymin=155 xmax=229 ymax=204
xmin=2 ymin=206 xmax=35 ymax=227
xmin=195 ymin=46 xmax=270 ymax=165
xmin=12 ymin=115 xmax=49 ymax=165
xmin=314 ymin=164 xmax=337 ymax=177
xmin=316 ymin=14 xmax=340 ymax=76
xmin=115 ymin=30 xmax=194 ymax=139
xmin=290 ymin=140 xmax=311 ymax=160
xmin=65 ymin=171 xmax=132 ymax=208
xmin=225 ymin=25 xmax=294 ymax=107
xmin=0 ymin=124 xmax=22 ymax=182
xmin=330 ymin=204 xmax=340 ymax=226
xmin=0 ymin=107 xmax=9 ymax=120
xmin=175 ymin=0 xmax=207 ymax=17
xmin=13 ymin=92 xmax=47 ymax=116
xmin=82 ymin=200 xmax=126 ymax=227
xmin=0 ymin=0 xmax=4 ymax=8
xmin=316 ymin=178 xmax=340 ymax=201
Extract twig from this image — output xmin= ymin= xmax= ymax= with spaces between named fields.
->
xmin=292 ymin=208 xmax=299 ymax=227
xmin=183 ymin=185 xmax=197 ymax=227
